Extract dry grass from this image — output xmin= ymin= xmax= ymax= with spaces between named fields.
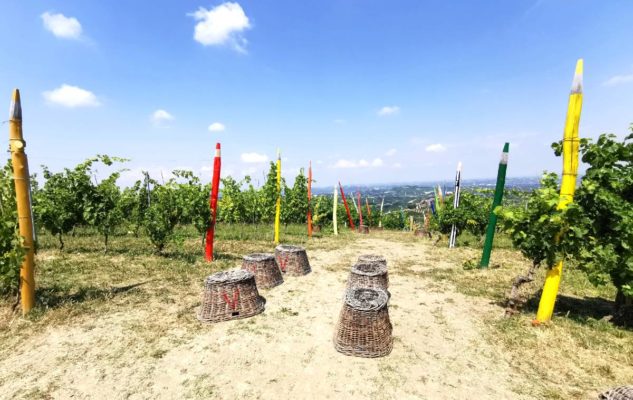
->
xmin=0 ymin=226 xmax=631 ymax=399
xmin=420 ymin=240 xmax=633 ymax=399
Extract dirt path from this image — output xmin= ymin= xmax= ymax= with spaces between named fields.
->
xmin=0 ymin=237 xmax=534 ymax=399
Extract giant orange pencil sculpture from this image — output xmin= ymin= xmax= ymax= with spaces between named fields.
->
xmin=339 ymin=182 xmax=355 ymax=230
xmin=365 ymin=198 xmax=371 ymax=217
xmin=205 ymin=143 xmax=221 ymax=261
xmin=307 ymin=161 xmax=313 ymax=237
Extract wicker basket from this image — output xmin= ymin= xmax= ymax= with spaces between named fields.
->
xmin=198 ymin=269 xmax=265 ymax=323
xmin=599 ymin=386 xmax=633 ymax=400
xmin=357 ymin=254 xmax=387 ymax=267
xmin=334 ymin=288 xmax=393 ymax=358
xmin=242 ymin=253 xmax=284 ymax=289
xmin=358 ymin=225 xmax=369 ymax=234
xmin=346 ymin=262 xmax=389 ymax=292
xmin=274 ymin=244 xmax=311 ymax=276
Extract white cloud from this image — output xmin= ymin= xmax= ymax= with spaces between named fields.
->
xmin=41 ymin=12 xmax=82 ymax=39
xmin=332 ymin=158 xmax=384 ymax=169
xmin=393 ymin=162 xmax=403 ymax=168
xmin=425 ymin=143 xmax=446 ymax=153
xmin=151 ymin=109 xmax=174 ymax=126
xmin=603 ymin=73 xmax=633 ymax=87
xmin=43 ymin=84 xmax=100 ymax=108
xmin=241 ymin=152 xmax=268 ymax=163
xmin=333 ymin=159 xmax=357 ymax=169
xmin=385 ymin=148 xmax=397 ymax=157
xmin=190 ymin=2 xmax=251 ymax=53
xmin=377 ymin=106 xmax=400 ymax=116
xmin=208 ymin=122 xmax=226 ymax=132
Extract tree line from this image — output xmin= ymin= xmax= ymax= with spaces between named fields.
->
xmin=1 ymin=130 xmax=631 ymax=316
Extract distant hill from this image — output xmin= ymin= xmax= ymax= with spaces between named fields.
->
xmin=313 ymin=177 xmax=539 ymax=211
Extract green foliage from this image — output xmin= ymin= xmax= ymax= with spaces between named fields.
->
xmin=496 ymin=173 xmax=583 ymax=268
xmin=259 ymin=162 xmax=280 ymax=223
xmin=37 ymin=155 xmax=127 ymax=251
xmin=283 ymin=168 xmax=307 ymax=224
xmin=382 ymin=209 xmax=407 ymax=229
xmin=435 ymin=191 xmax=491 ymax=238
xmin=168 ymin=170 xmax=210 ymax=242
xmin=0 ymin=160 xmax=25 ymax=294
xmin=217 ymin=176 xmax=247 ymax=223
xmin=37 ymin=160 xmax=92 ymax=249
xmin=497 ymin=130 xmax=632 ymax=308
xmin=312 ymin=195 xmax=333 ymax=228
xmin=571 ymin=132 xmax=633 ymax=300
xmin=83 ymin=157 xmax=127 ymax=252
xmin=119 ymin=174 xmax=151 ymax=237
xmin=143 ymin=182 xmax=178 ymax=253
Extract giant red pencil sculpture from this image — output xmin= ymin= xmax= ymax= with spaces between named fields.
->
xmin=339 ymin=181 xmax=355 ymax=230
xmin=357 ymin=192 xmax=363 ymax=227
xmin=205 ymin=143 xmax=221 ymax=261
xmin=307 ymin=161 xmax=313 ymax=237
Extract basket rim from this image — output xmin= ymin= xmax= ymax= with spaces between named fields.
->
xmin=351 ymin=262 xmax=387 ymax=276
xmin=344 ymin=287 xmax=388 ymax=310
xmin=205 ymin=269 xmax=253 ymax=284
xmin=243 ymin=253 xmax=275 ymax=262
xmin=275 ymin=244 xmax=305 ymax=252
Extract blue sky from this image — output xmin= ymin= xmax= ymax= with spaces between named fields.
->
xmin=1 ymin=1 xmax=632 ymax=187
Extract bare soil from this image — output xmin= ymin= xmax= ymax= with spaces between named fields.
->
xmin=0 ymin=236 xmax=544 ymax=400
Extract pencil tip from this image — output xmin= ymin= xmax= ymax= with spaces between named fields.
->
xmin=571 ymin=59 xmax=583 ymax=94
xmin=10 ymin=88 xmax=22 ymax=120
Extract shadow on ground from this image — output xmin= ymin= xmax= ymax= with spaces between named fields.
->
xmin=521 ymin=291 xmax=632 ymax=329
xmin=35 ymin=281 xmax=150 ymax=309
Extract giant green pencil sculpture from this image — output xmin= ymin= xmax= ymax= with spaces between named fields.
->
xmin=479 ymin=142 xmax=509 ymax=268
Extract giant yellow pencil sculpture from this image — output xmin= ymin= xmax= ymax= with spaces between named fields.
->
xmin=274 ymin=149 xmax=282 ymax=243
xmin=535 ymin=59 xmax=583 ymax=323
xmin=9 ymin=89 xmax=36 ymax=315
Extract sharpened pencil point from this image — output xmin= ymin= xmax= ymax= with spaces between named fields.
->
xmin=571 ymin=59 xmax=583 ymax=94
xmin=10 ymin=89 xmax=22 ymax=120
